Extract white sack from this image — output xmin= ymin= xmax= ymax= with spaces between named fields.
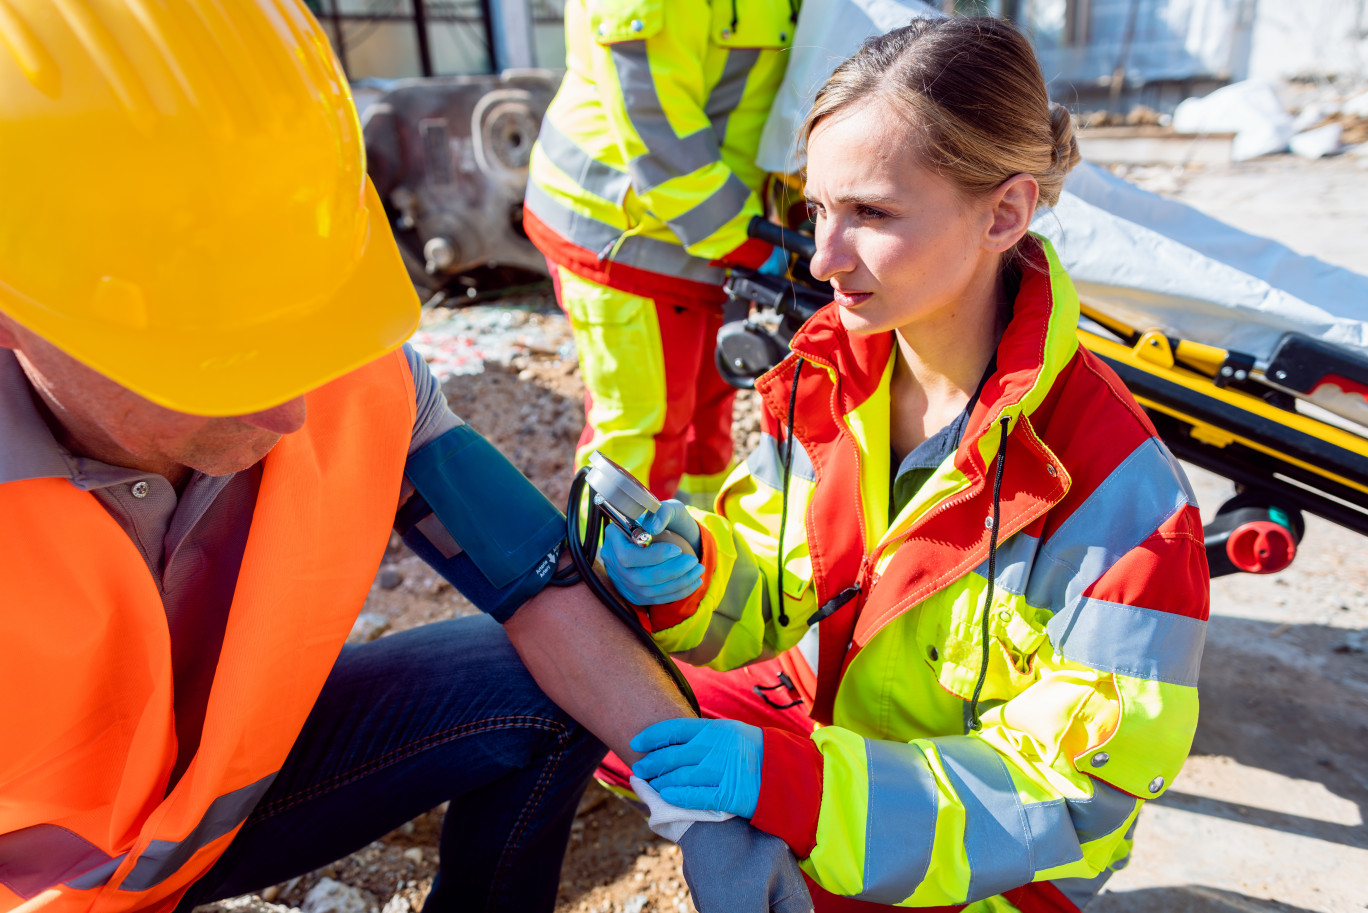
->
xmin=1289 ymin=123 xmax=1343 ymax=159
xmin=1171 ymin=80 xmax=1295 ymax=161
xmin=1034 ymin=162 xmax=1368 ymax=361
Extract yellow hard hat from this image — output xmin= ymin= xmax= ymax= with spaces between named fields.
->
xmin=0 ymin=0 xmax=419 ymax=415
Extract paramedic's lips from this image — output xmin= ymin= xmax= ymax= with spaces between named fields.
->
xmin=833 ymin=287 xmax=872 ymax=308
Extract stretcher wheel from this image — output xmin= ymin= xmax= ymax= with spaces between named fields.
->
xmin=1204 ymin=493 xmax=1305 ymax=578
xmin=1225 ymin=520 xmax=1297 ymax=574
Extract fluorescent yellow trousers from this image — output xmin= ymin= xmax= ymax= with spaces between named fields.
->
xmin=552 ymin=266 xmax=735 ymax=508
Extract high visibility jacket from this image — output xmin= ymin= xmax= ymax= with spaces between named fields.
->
xmin=645 ymin=237 xmax=1210 ymax=910
xmin=523 ymin=0 xmax=792 ymax=306
xmin=0 ymin=351 xmax=415 ymax=913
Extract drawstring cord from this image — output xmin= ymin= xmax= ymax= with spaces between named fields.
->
xmin=753 ymin=671 xmax=803 ymax=709
xmin=775 ymin=357 xmax=805 ymax=628
xmin=969 ymin=415 xmax=1012 ymax=731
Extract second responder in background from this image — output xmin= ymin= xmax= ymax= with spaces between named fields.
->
xmin=524 ymin=0 xmax=796 ymax=509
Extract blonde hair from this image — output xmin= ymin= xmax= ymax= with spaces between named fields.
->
xmin=802 ymin=17 xmax=1079 ymax=209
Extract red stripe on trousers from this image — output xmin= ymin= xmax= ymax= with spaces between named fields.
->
xmin=549 ymin=262 xmax=736 ymax=498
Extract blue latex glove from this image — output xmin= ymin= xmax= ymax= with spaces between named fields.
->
xmin=601 ymin=499 xmax=703 ymax=605
xmin=631 ymin=718 xmax=764 ymax=818
xmin=758 ymin=245 xmax=790 ymax=276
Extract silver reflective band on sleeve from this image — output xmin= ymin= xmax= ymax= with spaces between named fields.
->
xmin=858 ymin=739 xmax=939 ymax=904
xmin=534 ymin=119 xmax=631 ymax=204
xmin=746 ymin=432 xmax=816 ymax=489
xmin=611 ymin=44 xmax=727 ymax=195
xmin=676 ymin=550 xmax=764 ymax=666
xmin=667 ymin=173 xmax=751 ymax=249
xmin=934 ymin=736 xmax=1034 ymax=902
xmin=1026 ymin=438 xmax=1194 ymax=612
xmin=628 ymin=128 xmax=720 ymax=193
xmin=705 ymin=49 xmax=759 ymax=143
xmin=1052 ymin=869 xmax=1119 ymax=909
xmin=1065 ymin=779 xmax=1139 ymax=845
xmin=1046 ymin=596 xmax=1206 ymax=686
xmin=119 ymin=773 xmax=277 ymax=891
xmin=676 ymin=612 xmax=732 ymax=666
xmin=1021 ymin=799 xmax=1084 ymax=871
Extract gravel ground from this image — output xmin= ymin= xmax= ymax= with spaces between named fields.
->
xmin=198 ymin=152 xmax=1368 ymax=913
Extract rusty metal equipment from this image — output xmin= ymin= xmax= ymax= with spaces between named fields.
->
xmin=360 ymin=70 xmax=559 ymax=302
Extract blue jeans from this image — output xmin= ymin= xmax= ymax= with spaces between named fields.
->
xmin=176 ymin=615 xmax=607 ymax=913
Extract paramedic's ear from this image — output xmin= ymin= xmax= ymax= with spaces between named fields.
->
xmin=984 ymin=173 xmax=1039 ymax=254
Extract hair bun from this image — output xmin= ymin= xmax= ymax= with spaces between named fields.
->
xmin=1048 ymin=103 xmax=1081 ymax=173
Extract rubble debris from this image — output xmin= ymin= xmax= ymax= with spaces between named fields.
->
xmin=348 ymin=613 xmax=390 ymax=644
xmin=408 ymin=303 xmax=575 ymax=382
xmin=301 ymin=879 xmax=374 ymax=913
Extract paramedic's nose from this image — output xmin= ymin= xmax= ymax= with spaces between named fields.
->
xmin=241 ymin=397 xmax=307 ymax=434
xmin=808 ymin=222 xmax=855 ymax=284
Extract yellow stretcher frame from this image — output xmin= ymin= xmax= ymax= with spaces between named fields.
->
xmin=1078 ymin=303 xmax=1368 ymax=539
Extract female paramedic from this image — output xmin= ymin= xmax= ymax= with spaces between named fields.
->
xmin=598 ymin=16 xmax=1210 ymax=913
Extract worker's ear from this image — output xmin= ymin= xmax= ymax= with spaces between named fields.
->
xmin=0 ymin=313 xmax=21 ymax=351
xmin=982 ymin=173 xmax=1039 ymax=254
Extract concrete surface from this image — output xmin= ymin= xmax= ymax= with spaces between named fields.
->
xmin=1089 ymin=154 xmax=1368 ymax=913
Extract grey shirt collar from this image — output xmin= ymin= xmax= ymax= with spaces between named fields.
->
xmin=0 ymin=348 xmax=155 ymax=490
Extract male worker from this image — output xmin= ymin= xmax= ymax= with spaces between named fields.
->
xmin=0 ymin=3 xmax=809 ymax=912
xmin=524 ymin=0 xmax=798 ymax=509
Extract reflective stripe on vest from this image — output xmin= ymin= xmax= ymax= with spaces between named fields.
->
xmin=526 ymin=0 xmax=791 ymax=281
xmin=0 ymin=349 xmax=415 ymax=911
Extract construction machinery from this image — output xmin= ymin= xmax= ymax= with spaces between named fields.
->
xmin=359 ymin=70 xmax=559 ymax=303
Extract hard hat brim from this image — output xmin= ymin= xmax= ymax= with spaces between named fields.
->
xmin=3 ymin=180 xmax=422 ymax=417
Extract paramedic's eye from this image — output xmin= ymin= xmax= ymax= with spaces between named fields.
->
xmin=805 ymin=201 xmax=822 ymax=221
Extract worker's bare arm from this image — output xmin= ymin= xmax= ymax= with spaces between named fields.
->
xmin=502 ymin=573 xmax=694 ymax=765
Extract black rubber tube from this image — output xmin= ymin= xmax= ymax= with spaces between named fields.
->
xmin=565 ymin=468 xmax=701 ymax=715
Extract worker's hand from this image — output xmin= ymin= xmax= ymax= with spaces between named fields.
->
xmin=677 ymin=817 xmax=814 ymax=913
xmin=601 ymin=500 xmax=703 ymax=605
xmin=631 ymin=718 xmax=764 ymax=818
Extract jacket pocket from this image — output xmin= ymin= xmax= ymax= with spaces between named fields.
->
xmin=591 ymin=0 xmax=663 ymax=44
xmin=708 ymin=0 xmax=795 ymax=49
xmin=559 ymin=284 xmax=660 ymax=412
xmin=919 ymin=585 xmax=1049 ymax=701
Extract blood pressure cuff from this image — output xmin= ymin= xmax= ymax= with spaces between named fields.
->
xmin=396 ymin=424 xmax=566 ymax=623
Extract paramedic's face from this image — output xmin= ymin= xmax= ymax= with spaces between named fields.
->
xmin=0 ymin=314 xmax=306 ymax=479
xmin=804 ymin=99 xmax=1003 ymax=338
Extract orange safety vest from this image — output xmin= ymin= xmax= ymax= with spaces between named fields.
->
xmin=0 ymin=350 xmax=416 ymax=913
